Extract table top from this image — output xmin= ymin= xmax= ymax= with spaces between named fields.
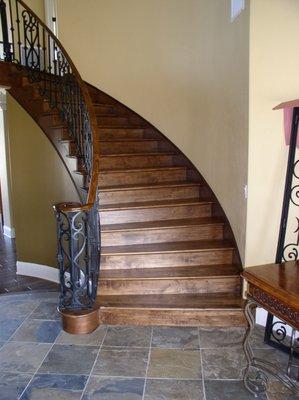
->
xmin=242 ymin=261 xmax=299 ymax=311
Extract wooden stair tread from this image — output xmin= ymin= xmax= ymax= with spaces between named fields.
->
xmin=102 ymin=239 xmax=235 ymax=255
xmin=102 ymin=217 xmax=225 ymax=232
xmin=96 ymin=293 xmax=244 ymax=310
xmin=100 ymin=264 xmax=241 ymax=280
xmin=97 ymin=125 xmax=147 ymax=129
xmin=100 ymin=166 xmax=186 ymax=174
xmin=99 ymin=181 xmax=202 ymax=192
xmin=100 ymin=198 xmax=211 ymax=211
xmin=99 ymin=152 xmax=176 ymax=158
xmin=98 ymin=138 xmax=159 ymax=143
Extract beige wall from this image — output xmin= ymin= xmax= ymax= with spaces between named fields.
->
xmin=57 ymin=0 xmax=249 ymax=261
xmin=7 ymin=94 xmax=78 ymax=266
xmin=245 ymin=0 xmax=299 ymax=266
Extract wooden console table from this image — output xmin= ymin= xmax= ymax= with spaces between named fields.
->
xmin=242 ymin=261 xmax=299 ymax=397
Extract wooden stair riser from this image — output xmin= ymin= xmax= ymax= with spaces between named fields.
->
xmin=94 ymin=104 xmax=127 ymax=115
xmin=99 ymin=184 xmax=202 ymax=205
xmin=98 ymin=140 xmax=165 ymax=154
xmin=98 ymin=308 xmax=246 ymax=327
xmin=99 ymin=167 xmax=187 ymax=187
xmin=99 ymin=276 xmax=241 ymax=295
xmin=102 ymin=224 xmax=224 ymax=246
xmin=99 ymin=153 xmax=175 ymax=170
xmin=100 ymin=203 xmax=212 ymax=224
xmin=101 ymin=248 xmax=234 ymax=269
xmin=97 ymin=115 xmax=143 ymax=126
xmin=99 ymin=129 xmax=145 ymax=140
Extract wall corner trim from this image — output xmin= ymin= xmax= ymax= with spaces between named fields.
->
xmin=3 ymin=225 xmax=15 ymax=238
xmin=16 ymin=261 xmax=59 ymax=283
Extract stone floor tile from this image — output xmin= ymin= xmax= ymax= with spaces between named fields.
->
xmin=147 ymin=348 xmax=202 ymax=379
xmin=205 ymin=380 xmax=267 ymax=400
xmin=202 ymin=348 xmax=246 ymax=379
xmin=0 ymin=342 xmax=51 ymax=373
xmin=0 ymin=300 xmax=39 ymax=319
xmin=249 ymin=324 xmax=281 ymax=349
xmin=0 ymin=318 xmax=23 ymax=340
xmin=82 ymin=376 xmax=144 ymax=400
xmin=20 ymin=373 xmax=88 ymax=400
xmin=10 ymin=319 xmax=61 ymax=343
xmin=38 ymin=344 xmax=99 ymax=375
xmin=0 ymin=372 xmax=32 ymax=400
xmin=93 ymin=347 xmax=149 ymax=377
xmin=152 ymin=326 xmax=199 ymax=349
xmin=199 ymin=327 xmax=245 ymax=348
xmin=56 ymin=325 xmax=107 ymax=346
xmin=144 ymin=379 xmax=204 ymax=400
xmin=254 ymin=348 xmax=289 ymax=371
xmin=29 ymin=302 xmax=60 ymax=320
xmin=266 ymin=380 xmax=299 ymax=400
xmin=103 ymin=326 xmax=152 ymax=347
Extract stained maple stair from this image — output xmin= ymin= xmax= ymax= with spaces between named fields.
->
xmin=90 ymin=84 xmax=245 ymax=327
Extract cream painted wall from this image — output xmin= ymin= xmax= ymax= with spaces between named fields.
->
xmin=57 ymin=0 xmax=249 ymax=261
xmin=7 ymin=94 xmax=78 ymax=266
xmin=245 ymin=0 xmax=299 ymax=266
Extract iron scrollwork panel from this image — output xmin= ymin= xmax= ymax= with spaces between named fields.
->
xmin=55 ymin=197 xmax=100 ymax=309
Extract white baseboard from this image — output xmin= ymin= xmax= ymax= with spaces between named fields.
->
xmin=3 ymin=225 xmax=15 ymax=238
xmin=256 ymin=307 xmax=293 ymax=336
xmin=16 ymin=261 xmax=59 ymax=283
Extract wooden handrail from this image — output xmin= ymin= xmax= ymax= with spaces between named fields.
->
xmin=16 ymin=0 xmax=100 ymax=211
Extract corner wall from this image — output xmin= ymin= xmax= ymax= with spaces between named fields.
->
xmin=245 ymin=0 xmax=299 ymax=266
xmin=7 ymin=94 xmax=79 ymax=267
xmin=57 ymin=0 xmax=249 ymax=261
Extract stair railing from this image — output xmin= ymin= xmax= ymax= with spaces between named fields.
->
xmin=0 ymin=0 xmax=101 ymax=310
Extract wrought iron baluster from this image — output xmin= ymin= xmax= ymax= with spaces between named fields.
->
xmin=0 ymin=0 xmax=12 ymax=61
xmin=15 ymin=0 xmax=21 ymax=63
xmin=8 ymin=0 xmax=15 ymax=61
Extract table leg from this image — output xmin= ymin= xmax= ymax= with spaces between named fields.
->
xmin=243 ymin=300 xmax=299 ymax=397
xmin=243 ymin=300 xmax=269 ymax=397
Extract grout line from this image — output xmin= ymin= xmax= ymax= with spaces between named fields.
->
xmin=199 ymin=327 xmax=207 ymax=400
xmin=79 ymin=326 xmax=109 ymax=400
xmin=3 ymin=301 xmax=43 ymax=343
xmin=17 ymin=340 xmax=56 ymax=399
xmin=142 ymin=326 xmax=153 ymax=400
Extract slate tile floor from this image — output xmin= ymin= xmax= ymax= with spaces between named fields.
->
xmin=0 ymin=292 xmax=297 ymax=399
xmin=0 ymin=233 xmax=59 ymax=294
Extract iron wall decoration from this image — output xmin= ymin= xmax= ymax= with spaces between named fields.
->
xmin=264 ymin=106 xmax=299 ymax=372
xmin=0 ymin=0 xmax=100 ymax=310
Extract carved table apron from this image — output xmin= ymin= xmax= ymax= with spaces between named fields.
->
xmin=242 ymin=262 xmax=299 ymax=397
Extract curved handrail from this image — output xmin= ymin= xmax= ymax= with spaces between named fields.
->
xmin=16 ymin=0 xmax=100 ymax=206
xmin=0 ymin=0 xmax=101 ymax=309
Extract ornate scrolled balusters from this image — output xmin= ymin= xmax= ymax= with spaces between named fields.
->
xmin=55 ymin=199 xmax=100 ymax=310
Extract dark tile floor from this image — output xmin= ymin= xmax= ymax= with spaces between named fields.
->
xmin=0 ymin=232 xmax=58 ymax=294
xmin=0 ymin=291 xmax=297 ymax=400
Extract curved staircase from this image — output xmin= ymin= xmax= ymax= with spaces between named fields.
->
xmin=88 ymin=85 xmax=245 ymax=327
xmin=0 ymin=0 xmax=245 ymax=332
